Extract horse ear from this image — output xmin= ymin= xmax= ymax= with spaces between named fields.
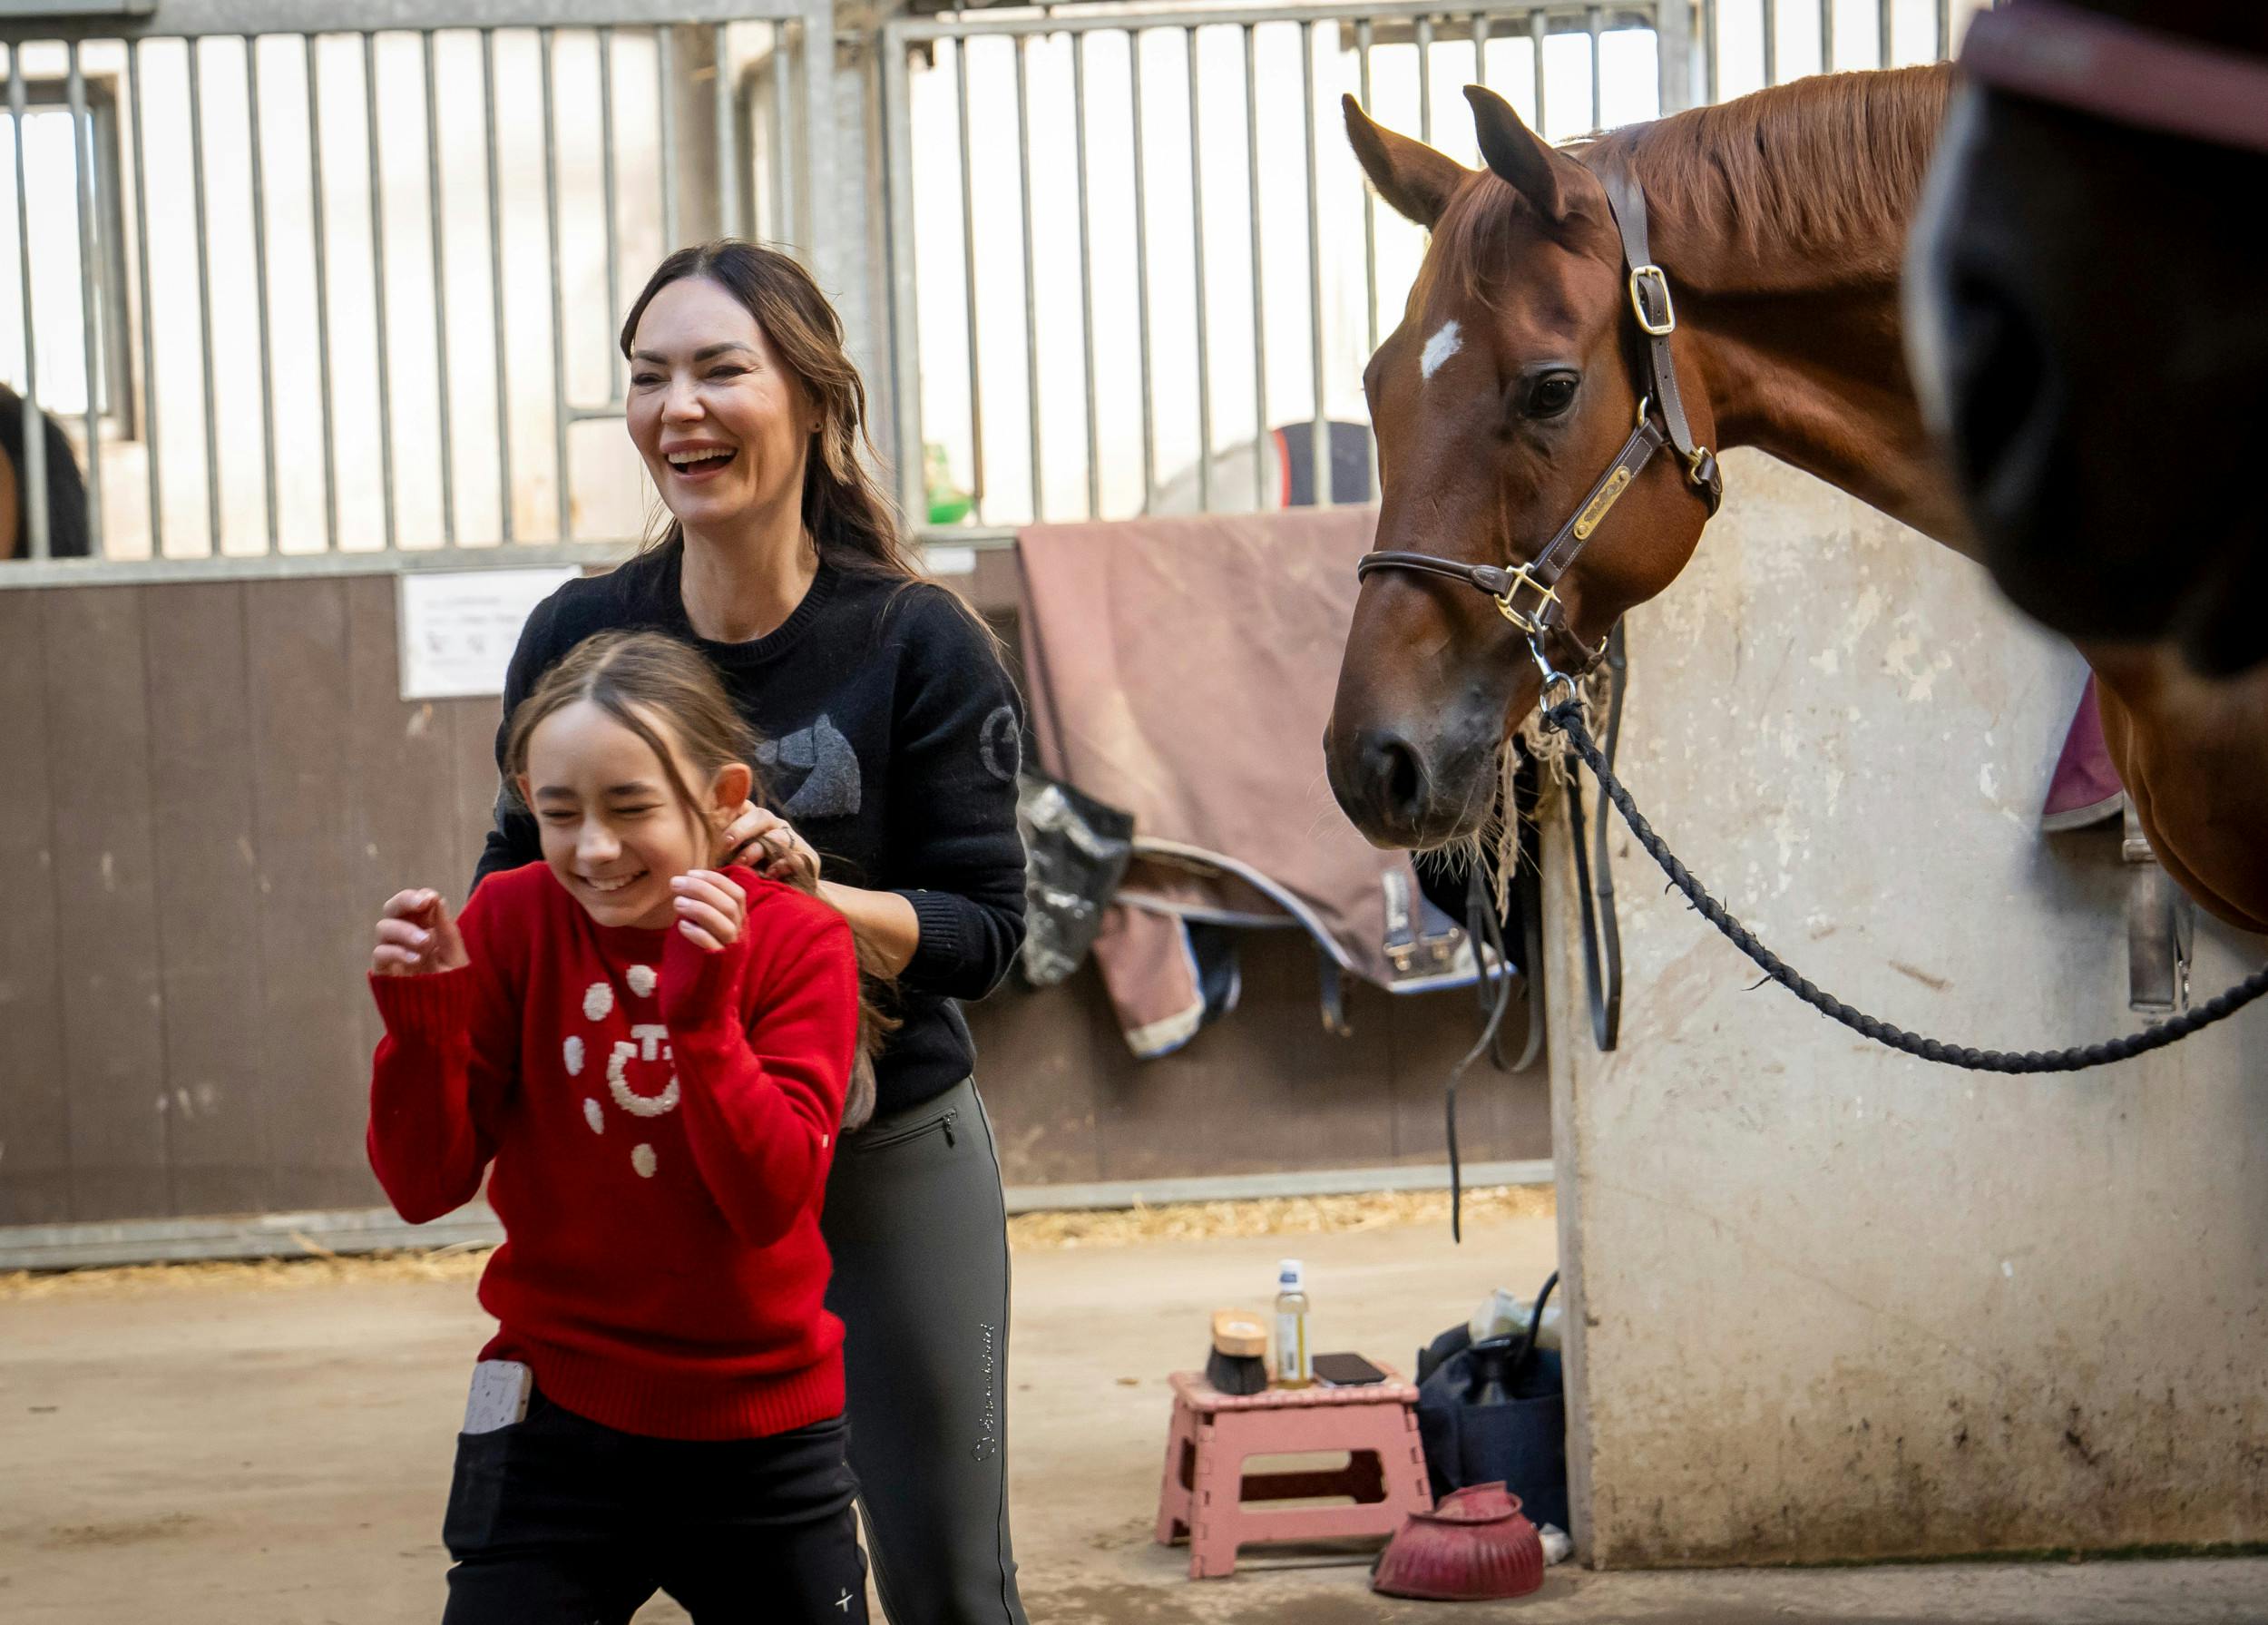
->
xmin=1465 ymin=83 xmax=1567 ymax=224
xmin=1343 ymin=94 xmax=1469 ymax=229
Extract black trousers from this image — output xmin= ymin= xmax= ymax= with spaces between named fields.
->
xmin=439 ymin=1385 xmax=868 ymax=1624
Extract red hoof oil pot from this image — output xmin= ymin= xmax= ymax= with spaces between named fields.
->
xmin=1372 ymin=1481 xmax=1547 ymax=1601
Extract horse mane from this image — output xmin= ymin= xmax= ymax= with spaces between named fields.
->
xmin=1429 ymin=64 xmax=1952 ymax=301
xmin=1591 ymin=64 xmax=1952 ymax=289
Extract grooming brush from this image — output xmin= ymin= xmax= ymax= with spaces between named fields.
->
xmin=1204 ymin=1308 xmax=1270 ymax=1395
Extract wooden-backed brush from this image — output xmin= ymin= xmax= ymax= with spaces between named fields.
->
xmin=1205 ymin=1308 xmax=1269 ymax=1395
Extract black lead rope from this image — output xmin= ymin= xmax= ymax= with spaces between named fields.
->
xmin=1449 ymin=865 xmax=1520 ymax=1244
xmin=1564 ymin=626 xmax=1628 ymax=1052
xmin=1540 ymin=700 xmax=2268 ymax=1072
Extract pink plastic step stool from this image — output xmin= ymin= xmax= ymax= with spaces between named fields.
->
xmin=1153 ymin=1366 xmax=1432 ymax=1579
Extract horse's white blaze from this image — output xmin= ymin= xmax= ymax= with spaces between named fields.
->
xmin=1420 ymin=320 xmax=1463 ymax=380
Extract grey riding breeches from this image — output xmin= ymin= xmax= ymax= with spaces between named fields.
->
xmin=820 ymin=1076 xmax=1029 ymax=1625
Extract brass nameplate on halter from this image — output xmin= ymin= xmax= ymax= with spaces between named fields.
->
xmin=1572 ymin=466 xmax=1634 ymax=540
xmin=1492 ymin=563 xmax=1559 ymax=632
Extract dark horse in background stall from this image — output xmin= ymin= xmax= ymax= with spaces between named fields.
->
xmin=1322 ymin=65 xmax=2268 ymax=938
xmin=1905 ymin=0 xmax=2268 ymax=678
xmin=1 ymin=384 xmax=90 ymax=562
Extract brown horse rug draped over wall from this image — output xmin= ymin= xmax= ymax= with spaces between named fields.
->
xmin=1018 ymin=510 xmax=1492 ymax=1057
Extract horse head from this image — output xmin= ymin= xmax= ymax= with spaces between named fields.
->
xmin=1325 ymin=88 xmax=1716 ymax=850
xmin=1904 ymin=0 xmax=2268 ymax=676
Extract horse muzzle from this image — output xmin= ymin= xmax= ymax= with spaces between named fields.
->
xmin=1325 ymin=694 xmax=1520 ymax=852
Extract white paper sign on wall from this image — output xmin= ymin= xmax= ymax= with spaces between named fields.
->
xmin=396 ymin=567 xmax=581 ymax=700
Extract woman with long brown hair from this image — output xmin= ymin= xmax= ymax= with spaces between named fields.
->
xmin=475 ymin=241 xmax=1030 ymax=1624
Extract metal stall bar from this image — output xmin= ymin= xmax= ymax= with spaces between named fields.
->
xmin=1070 ymin=30 xmax=1099 ymax=519
xmin=1012 ymin=33 xmax=1041 ymax=521
xmin=243 ymin=35 xmax=277 ymax=551
xmin=712 ymin=21 xmax=735 ymax=240
xmin=1760 ymin=0 xmax=1776 ymax=87
xmin=953 ymin=38 xmax=983 ymax=517
xmin=1589 ymin=5 xmax=1603 ymax=120
xmin=65 ymin=44 xmax=103 ymax=555
xmin=128 ymin=40 xmax=159 ymax=555
xmin=363 ymin=31 xmax=396 ymax=549
xmin=899 ymin=3 xmax=1649 ymax=40
xmin=877 ymin=3 xmax=1667 ymax=540
xmin=656 ymin=24 xmax=678 ymax=252
xmin=1530 ymin=9 xmax=1548 ymax=133
xmin=1243 ymin=21 xmax=1266 ymax=509
xmin=1656 ymin=0 xmax=1695 ymax=114
xmin=1129 ymin=27 xmax=1156 ymax=512
xmin=1301 ymin=18 xmax=1328 ymax=510
xmin=1819 ymin=0 xmax=1834 ymax=73
xmin=7 ymin=48 xmax=46 ymax=558
xmin=1357 ymin=17 xmax=1374 ymax=356
xmin=1415 ymin=12 xmax=1432 ymax=142
xmin=190 ymin=36 xmax=222 ymax=551
xmin=1702 ymin=0 xmax=1716 ymax=103
xmin=879 ymin=24 xmax=923 ymax=526
xmin=1186 ymin=26 xmax=1210 ymax=514
xmin=306 ymin=34 xmax=339 ymax=548
xmin=483 ymin=27 xmax=512 ymax=540
xmin=540 ymin=26 xmax=568 ymax=541
xmin=1937 ymin=0 xmax=1950 ymax=58
xmin=423 ymin=29 xmax=455 ymax=544
xmin=1474 ymin=10 xmax=1491 ymax=82
xmin=769 ymin=24 xmax=791 ymax=248
xmin=597 ymin=25 xmax=619 ymax=402
xmin=1878 ymin=0 xmax=1892 ymax=66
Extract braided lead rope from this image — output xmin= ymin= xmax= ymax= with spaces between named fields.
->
xmin=1540 ymin=700 xmax=2268 ymax=1072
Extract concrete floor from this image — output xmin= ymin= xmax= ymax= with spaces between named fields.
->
xmin=5 ymin=1214 xmax=2266 ymax=1623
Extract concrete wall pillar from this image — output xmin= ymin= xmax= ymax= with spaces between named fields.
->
xmin=1547 ymin=450 xmax=2268 ymax=1565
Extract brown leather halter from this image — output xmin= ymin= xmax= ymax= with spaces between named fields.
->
xmin=1355 ymin=167 xmax=1725 ymax=698
xmin=1960 ymin=1 xmax=2268 ymax=156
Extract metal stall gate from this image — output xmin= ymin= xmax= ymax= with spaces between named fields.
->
xmin=2 ymin=0 xmax=834 ymax=581
xmin=880 ymin=1 xmax=1685 ymax=546
xmin=0 ymin=0 xmax=835 ymax=1238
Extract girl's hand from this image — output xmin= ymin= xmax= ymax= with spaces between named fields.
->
xmin=671 ymin=869 xmax=748 ymax=953
xmin=717 ymin=802 xmax=822 ymax=887
xmin=372 ymin=890 xmax=470 ymax=976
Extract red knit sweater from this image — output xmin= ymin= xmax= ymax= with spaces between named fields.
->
xmin=367 ymin=862 xmax=857 ymax=1441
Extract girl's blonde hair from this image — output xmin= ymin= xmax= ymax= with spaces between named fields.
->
xmin=506 ymin=630 xmax=891 ymax=1129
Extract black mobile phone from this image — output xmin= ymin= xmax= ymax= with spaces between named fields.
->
xmin=1312 ymin=1351 xmax=1389 ymax=1386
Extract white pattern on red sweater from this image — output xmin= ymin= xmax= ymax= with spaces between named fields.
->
xmin=367 ymin=862 xmax=857 ymax=1441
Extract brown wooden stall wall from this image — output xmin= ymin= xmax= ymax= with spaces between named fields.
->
xmin=0 ymin=573 xmax=1546 ymax=1227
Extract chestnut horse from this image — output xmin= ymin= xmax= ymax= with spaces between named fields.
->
xmin=1322 ymin=65 xmax=2268 ymax=936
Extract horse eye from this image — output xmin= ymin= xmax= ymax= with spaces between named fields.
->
xmin=1527 ymin=374 xmax=1579 ymax=417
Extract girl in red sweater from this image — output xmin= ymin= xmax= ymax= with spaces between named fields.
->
xmin=367 ymin=631 xmax=874 ymax=1623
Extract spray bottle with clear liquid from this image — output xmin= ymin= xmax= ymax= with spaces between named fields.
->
xmin=1272 ymin=1258 xmax=1312 ymax=1388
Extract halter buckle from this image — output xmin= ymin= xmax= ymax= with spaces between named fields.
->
xmin=1492 ymin=562 xmax=1559 ymax=636
xmin=1628 ymin=264 xmax=1676 ymax=337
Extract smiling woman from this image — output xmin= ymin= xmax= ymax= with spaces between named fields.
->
xmin=472 ymin=240 xmax=1032 ymax=1625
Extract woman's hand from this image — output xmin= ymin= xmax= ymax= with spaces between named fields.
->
xmin=372 ymin=890 xmax=470 ymax=976
xmin=671 ymin=869 xmax=748 ymax=953
xmin=716 ymin=802 xmax=822 ymax=887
